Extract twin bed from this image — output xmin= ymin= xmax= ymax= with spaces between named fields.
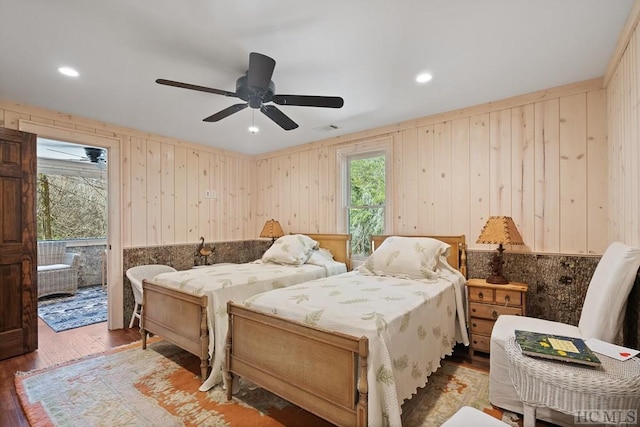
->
xmin=142 ymin=233 xmax=468 ymax=426
xmin=140 ymin=233 xmax=350 ymax=389
xmin=226 ymin=234 xmax=469 ymax=426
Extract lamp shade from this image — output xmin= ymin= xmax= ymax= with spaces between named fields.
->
xmin=476 ymin=216 xmax=524 ymax=246
xmin=260 ymin=219 xmax=284 ymax=241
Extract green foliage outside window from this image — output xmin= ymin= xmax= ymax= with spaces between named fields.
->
xmin=37 ymin=174 xmax=107 ymax=240
xmin=348 ymin=154 xmax=385 ymax=257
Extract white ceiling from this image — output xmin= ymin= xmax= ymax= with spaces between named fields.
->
xmin=0 ymin=1 xmax=633 ymax=155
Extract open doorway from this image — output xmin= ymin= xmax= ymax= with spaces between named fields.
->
xmin=36 ymin=138 xmax=109 ymax=332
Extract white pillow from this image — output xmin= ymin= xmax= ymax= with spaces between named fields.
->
xmin=306 ymin=248 xmax=335 ymax=266
xmin=261 ymin=234 xmax=319 ymax=265
xmin=358 ymin=236 xmax=450 ymax=280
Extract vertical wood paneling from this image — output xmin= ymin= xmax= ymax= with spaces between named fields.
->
xmin=433 ymin=121 xmax=452 ymax=233
xmin=400 ymin=128 xmax=419 ymax=233
xmin=489 ymin=109 xmax=512 ymax=214
xmin=219 ymin=155 xmax=229 ymax=237
xmin=308 ymin=148 xmax=320 ymax=233
xmin=130 ymin=138 xmax=147 ymax=246
xmin=280 ymin=155 xmax=291 ymax=231
xmin=318 ymin=147 xmax=331 ymax=233
xmin=451 ymin=118 xmax=470 ymax=236
xmin=160 ymin=143 xmax=175 ymax=244
xmin=607 ymin=20 xmax=640 ymax=246
xmin=469 ymin=114 xmax=490 ymax=249
xmin=122 ymin=137 xmax=132 ymax=246
xmin=511 ymin=105 xmax=535 ymax=252
xmin=534 ymin=99 xmax=560 ymax=253
xmin=173 ymin=146 xmax=188 ymax=243
xmin=417 ymin=125 xmax=435 ymax=233
xmin=586 ymin=90 xmax=608 ymax=253
xmin=559 ymin=94 xmax=588 ymax=253
xmin=209 ymin=153 xmax=219 ymax=239
xmin=186 ymin=150 xmax=200 ymax=241
xmin=146 ymin=140 xmax=162 ymax=245
xmin=298 ymin=151 xmax=310 ymax=232
xmin=255 ymin=159 xmax=268 ymax=231
xmin=289 ymin=152 xmax=300 ymax=232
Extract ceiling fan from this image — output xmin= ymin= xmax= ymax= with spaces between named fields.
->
xmin=156 ymin=52 xmax=344 ymax=131
xmin=46 ymin=146 xmax=106 ymax=164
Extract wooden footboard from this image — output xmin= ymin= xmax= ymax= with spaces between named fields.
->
xmin=141 ymin=280 xmax=210 ymax=379
xmin=226 ymin=302 xmax=369 ymax=427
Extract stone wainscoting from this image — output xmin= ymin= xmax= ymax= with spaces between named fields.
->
xmin=468 ymin=250 xmax=640 ymax=349
xmin=63 ymin=240 xmax=107 ymax=287
xmin=121 ymin=240 xmax=640 ymax=349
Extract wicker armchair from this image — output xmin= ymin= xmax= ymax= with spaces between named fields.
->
xmin=37 ymin=241 xmax=80 ymax=298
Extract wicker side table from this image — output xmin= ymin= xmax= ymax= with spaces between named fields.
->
xmin=505 ymin=336 xmax=640 ymax=427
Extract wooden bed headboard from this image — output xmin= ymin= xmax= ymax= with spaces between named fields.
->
xmin=370 ymin=235 xmax=467 ymax=278
xmin=298 ymin=233 xmax=351 ymax=270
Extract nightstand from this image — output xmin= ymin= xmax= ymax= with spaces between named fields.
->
xmin=467 ymin=278 xmax=528 ymax=357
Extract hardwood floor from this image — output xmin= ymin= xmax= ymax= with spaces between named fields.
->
xmin=2 ymin=324 xmax=539 ymax=427
xmin=0 ymin=319 xmax=140 ymax=427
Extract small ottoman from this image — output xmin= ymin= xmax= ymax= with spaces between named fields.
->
xmin=442 ymin=406 xmax=509 ymax=427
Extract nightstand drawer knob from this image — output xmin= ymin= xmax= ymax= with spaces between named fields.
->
xmin=492 ymin=310 xmax=498 ymax=319
xmin=472 ymin=322 xmax=477 ymax=327
xmin=478 ymin=292 xmax=484 ymax=299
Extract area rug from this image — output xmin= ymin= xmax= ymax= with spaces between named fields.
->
xmin=16 ymin=340 xmax=517 ymax=426
xmin=37 ymin=285 xmax=107 ymax=332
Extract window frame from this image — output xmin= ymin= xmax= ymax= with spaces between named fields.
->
xmin=336 ymin=137 xmax=393 ymax=259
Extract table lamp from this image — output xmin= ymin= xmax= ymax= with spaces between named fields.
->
xmin=476 ymin=216 xmax=524 ymax=284
xmin=260 ymin=219 xmax=284 ymax=244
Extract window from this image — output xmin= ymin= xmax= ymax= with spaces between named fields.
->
xmin=36 ymin=139 xmax=108 ymax=240
xmin=337 ymin=138 xmax=392 ymax=260
xmin=37 ymin=173 xmax=107 ymax=240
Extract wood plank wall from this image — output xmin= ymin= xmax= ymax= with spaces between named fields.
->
xmin=607 ymin=17 xmax=640 ymax=247
xmin=255 ymin=80 xmax=608 ymax=254
xmin=0 ymin=76 xmax=610 ymax=255
xmin=0 ymin=101 xmax=254 ymax=247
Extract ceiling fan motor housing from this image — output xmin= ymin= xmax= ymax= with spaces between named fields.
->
xmin=84 ymin=147 xmax=105 ymax=163
xmin=235 ymin=74 xmax=275 ymax=108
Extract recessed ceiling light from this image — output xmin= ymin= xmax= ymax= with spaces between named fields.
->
xmin=416 ymin=72 xmax=432 ymax=83
xmin=58 ymin=67 xmax=79 ymax=77
xmin=248 ymin=125 xmax=259 ymax=134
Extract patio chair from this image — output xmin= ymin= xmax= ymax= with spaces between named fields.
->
xmin=489 ymin=241 xmax=640 ymax=426
xmin=125 ymin=264 xmax=177 ymax=328
xmin=37 ymin=241 xmax=81 ymax=298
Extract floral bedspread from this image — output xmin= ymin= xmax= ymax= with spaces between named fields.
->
xmin=151 ymin=260 xmax=347 ymax=390
xmin=243 ymin=268 xmax=468 ymax=427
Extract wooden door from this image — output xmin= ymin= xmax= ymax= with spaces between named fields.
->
xmin=0 ymin=128 xmax=37 ymax=360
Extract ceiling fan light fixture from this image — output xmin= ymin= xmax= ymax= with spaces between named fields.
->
xmin=248 ymin=109 xmax=259 ymax=134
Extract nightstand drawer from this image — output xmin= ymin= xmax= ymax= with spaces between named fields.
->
xmin=468 ymin=287 xmax=494 ymax=302
xmin=469 ymin=318 xmax=494 ymax=335
xmin=471 ymin=334 xmax=492 ymax=353
xmin=469 ymin=302 xmax=523 ymax=320
xmin=495 ymin=289 xmax=522 ymax=306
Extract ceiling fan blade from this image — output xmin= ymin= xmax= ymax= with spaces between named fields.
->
xmin=247 ymin=52 xmax=276 ymax=91
xmin=272 ymin=94 xmax=344 ymax=108
xmin=260 ymin=105 xmax=298 ymax=131
xmin=156 ymin=79 xmax=237 ymax=97
xmin=203 ymin=103 xmax=248 ymax=122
